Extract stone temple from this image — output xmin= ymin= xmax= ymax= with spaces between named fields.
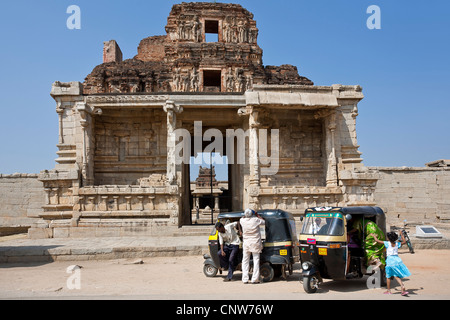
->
xmin=30 ymin=2 xmax=383 ymax=238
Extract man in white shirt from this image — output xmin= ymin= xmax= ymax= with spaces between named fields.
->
xmin=239 ymin=208 xmax=265 ymax=284
xmin=216 ymin=221 xmax=241 ymax=281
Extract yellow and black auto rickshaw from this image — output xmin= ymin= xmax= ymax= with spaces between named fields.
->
xmin=299 ymin=206 xmax=387 ymax=293
xmin=203 ymin=209 xmax=299 ymax=282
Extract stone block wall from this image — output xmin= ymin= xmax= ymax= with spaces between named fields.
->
xmin=0 ymin=174 xmax=45 ymax=235
xmin=103 ymin=40 xmax=123 ymax=64
xmin=136 ymin=36 xmax=167 ymax=62
xmin=371 ymin=167 xmax=450 ymax=225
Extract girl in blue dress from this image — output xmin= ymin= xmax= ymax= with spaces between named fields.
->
xmin=371 ymin=231 xmax=411 ymax=295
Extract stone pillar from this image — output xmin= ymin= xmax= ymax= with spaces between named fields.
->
xmin=148 ymin=196 xmax=155 ymax=210
xmin=56 ymin=100 xmax=64 ymax=144
xmin=77 ymin=102 xmax=100 ymax=186
xmin=163 ymin=100 xmax=183 ymax=185
xmin=326 ymin=111 xmax=338 ymax=187
xmin=80 ymin=118 xmax=89 ymax=183
xmin=249 ymin=108 xmax=260 ymax=186
xmin=44 ymin=188 xmax=52 ymax=205
xmin=214 ymin=194 xmax=220 ymax=211
xmin=247 ymin=108 xmax=262 ymax=209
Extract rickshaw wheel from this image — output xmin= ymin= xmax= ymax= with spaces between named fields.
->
xmin=260 ymin=263 xmax=274 ymax=282
xmin=303 ymin=275 xmax=319 ymax=294
xmin=203 ymin=264 xmax=218 ymax=277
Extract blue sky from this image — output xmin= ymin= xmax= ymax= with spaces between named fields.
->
xmin=0 ymin=0 xmax=449 ymax=179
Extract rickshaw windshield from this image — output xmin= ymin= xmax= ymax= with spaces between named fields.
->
xmin=301 ymin=213 xmax=345 ymax=236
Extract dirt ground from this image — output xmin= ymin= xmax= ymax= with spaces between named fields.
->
xmin=1 ymin=249 xmax=449 ymax=300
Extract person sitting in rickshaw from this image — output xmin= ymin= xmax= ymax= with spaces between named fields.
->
xmin=353 ymin=218 xmax=386 ymax=269
xmin=215 ymin=221 xmax=241 ymax=282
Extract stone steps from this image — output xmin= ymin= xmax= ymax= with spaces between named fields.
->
xmin=174 ymin=225 xmax=214 ymax=237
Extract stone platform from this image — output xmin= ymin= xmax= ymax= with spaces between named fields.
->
xmin=0 ymin=233 xmax=208 ymax=263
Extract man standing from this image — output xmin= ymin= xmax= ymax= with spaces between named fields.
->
xmin=216 ymin=221 xmax=241 ymax=281
xmin=240 ymin=208 xmax=265 ymax=284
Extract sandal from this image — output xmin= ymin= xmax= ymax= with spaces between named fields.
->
xmin=383 ymin=291 xmax=392 ymax=295
xmin=401 ymin=285 xmax=409 ymax=296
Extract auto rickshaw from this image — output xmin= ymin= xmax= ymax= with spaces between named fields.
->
xmin=299 ymin=206 xmax=387 ymax=293
xmin=203 ymin=209 xmax=299 ymax=282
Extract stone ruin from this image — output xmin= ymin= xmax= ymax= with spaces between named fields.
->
xmin=84 ymin=2 xmax=313 ymax=95
xmin=30 ymin=2 xmax=383 ymax=238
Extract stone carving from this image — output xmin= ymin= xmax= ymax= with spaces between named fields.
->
xmin=177 ymin=15 xmax=202 ymax=42
xmin=83 ymin=3 xmax=312 ymax=94
xmin=224 ymin=68 xmax=253 ymax=92
xmin=223 ymin=16 xmax=258 ymax=44
xmin=172 ymin=67 xmax=200 ymax=92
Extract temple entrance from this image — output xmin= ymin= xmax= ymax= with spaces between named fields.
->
xmin=189 ymin=153 xmax=230 ymax=225
xmin=180 ymin=131 xmax=244 ymax=225
xmin=177 ymin=111 xmax=246 ymax=226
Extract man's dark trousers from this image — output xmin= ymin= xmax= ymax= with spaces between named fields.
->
xmin=218 ymin=244 xmax=239 ymax=280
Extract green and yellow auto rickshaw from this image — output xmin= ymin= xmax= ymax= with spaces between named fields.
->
xmin=203 ymin=209 xmax=300 ymax=282
xmin=299 ymin=206 xmax=387 ymax=293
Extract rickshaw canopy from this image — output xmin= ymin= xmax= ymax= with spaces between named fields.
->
xmin=217 ymin=209 xmax=298 ymax=244
xmin=302 ymin=206 xmax=387 ymax=239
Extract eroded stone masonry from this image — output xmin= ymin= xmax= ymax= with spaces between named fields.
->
xmin=2 ymin=2 xmax=448 ymax=238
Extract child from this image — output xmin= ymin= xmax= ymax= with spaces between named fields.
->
xmin=371 ymin=231 xmax=411 ymax=295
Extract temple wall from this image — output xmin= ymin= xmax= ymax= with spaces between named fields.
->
xmin=275 ymin=110 xmax=325 ymax=186
xmin=94 ymin=108 xmax=168 ymax=185
xmin=371 ymin=167 xmax=450 ymax=225
xmin=0 ymin=174 xmax=45 ymax=235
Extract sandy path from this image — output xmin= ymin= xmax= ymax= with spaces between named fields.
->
xmin=1 ymin=249 xmax=449 ymax=300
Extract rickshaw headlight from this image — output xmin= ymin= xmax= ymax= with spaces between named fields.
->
xmin=302 ymin=262 xmax=311 ymax=271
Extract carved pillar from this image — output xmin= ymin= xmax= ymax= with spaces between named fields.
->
xmin=249 ymin=108 xmax=260 ymax=186
xmin=148 ymin=196 xmax=155 ymax=210
xmin=44 ymin=188 xmax=52 ymax=205
xmin=125 ymin=196 xmax=132 ymax=211
xmin=317 ymin=109 xmax=339 ymax=188
xmin=77 ymin=103 xmax=102 ymax=186
xmin=113 ymin=196 xmax=120 ymax=211
xmin=52 ymin=188 xmax=60 ymax=205
xmin=78 ymin=103 xmax=92 ymax=185
xmin=326 ymin=111 xmax=338 ymax=187
xmin=137 ymin=196 xmax=145 ymax=211
xmin=314 ymin=109 xmax=338 ymax=188
xmin=56 ymin=100 xmax=64 ymax=145
xmin=163 ymin=100 xmax=183 ymax=185
xmin=101 ymin=196 xmax=109 ymax=211
xmin=80 ymin=118 xmax=88 ymax=183
xmin=78 ymin=196 xmax=85 ymax=211
xmin=292 ymin=196 xmax=299 ymax=210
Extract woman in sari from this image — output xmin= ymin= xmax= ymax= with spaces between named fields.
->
xmin=354 ymin=218 xmax=386 ymax=268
